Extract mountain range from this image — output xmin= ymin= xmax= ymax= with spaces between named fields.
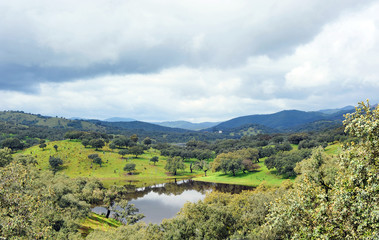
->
xmin=0 ymin=106 xmax=356 ymax=141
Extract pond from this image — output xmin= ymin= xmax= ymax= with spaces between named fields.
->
xmin=92 ymin=179 xmax=254 ymax=224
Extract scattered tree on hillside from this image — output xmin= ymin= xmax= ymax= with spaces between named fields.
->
xmin=53 ymin=144 xmax=58 ymax=152
xmin=49 ymin=156 xmax=63 ymax=172
xmin=118 ymin=149 xmax=129 ymax=159
xmin=81 ymin=139 xmax=90 ymax=148
xmin=1 ymin=138 xmax=24 ymax=151
xmin=88 ymin=153 xmax=99 ymax=160
xmin=39 ymin=143 xmax=47 ymax=150
xmin=150 ymin=156 xmax=159 ymax=165
xmin=129 ymin=146 xmax=144 ymax=158
xmin=143 ymin=137 xmax=152 ymax=146
xmin=123 ymin=163 xmax=136 ymax=175
xmin=93 ymin=157 xmax=103 ymax=167
xmin=109 ymin=142 xmax=117 ymax=151
xmin=89 ymin=139 xmax=105 ymax=150
xmin=165 ymin=156 xmax=185 ymax=175
xmin=130 ymin=134 xmax=138 ymax=143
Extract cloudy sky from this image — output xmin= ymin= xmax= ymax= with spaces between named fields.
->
xmin=1 ymin=0 xmax=379 ymax=122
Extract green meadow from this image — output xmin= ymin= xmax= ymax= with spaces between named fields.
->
xmin=194 ymin=161 xmax=292 ymax=187
xmin=17 ymin=140 xmax=342 ymax=188
xmin=18 ymin=140 xmax=201 ymax=187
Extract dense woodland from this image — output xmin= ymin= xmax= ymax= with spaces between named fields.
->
xmin=0 ymin=102 xmax=378 ymax=239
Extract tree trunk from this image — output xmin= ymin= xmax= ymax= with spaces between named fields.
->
xmin=204 ymin=170 xmax=207 ymax=177
xmin=105 ymin=208 xmax=111 ymax=218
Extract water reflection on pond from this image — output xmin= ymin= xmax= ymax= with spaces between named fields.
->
xmin=92 ymin=179 xmax=254 ymax=224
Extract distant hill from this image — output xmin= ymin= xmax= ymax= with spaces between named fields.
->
xmin=154 ymin=120 xmax=219 ymax=131
xmin=318 ymin=105 xmax=354 ymax=115
xmin=104 ymin=117 xmax=136 ymax=122
xmin=0 ymin=111 xmax=105 ymax=132
xmin=87 ymin=120 xmax=190 ymax=133
xmin=205 ymin=108 xmax=355 ymax=132
xmin=217 ymin=123 xmax=276 ymax=137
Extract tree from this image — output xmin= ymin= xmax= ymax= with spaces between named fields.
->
xmin=165 ymin=156 xmax=185 ymax=175
xmin=212 ymin=152 xmax=243 ymax=176
xmin=89 ymin=139 xmax=105 ymax=150
xmin=118 ymin=149 xmax=129 ymax=159
xmin=150 ymin=156 xmax=159 ymax=165
xmin=112 ymin=136 xmax=131 ymax=148
xmin=88 ymin=153 xmax=99 ymax=160
xmin=124 ymin=163 xmax=136 ymax=175
xmin=53 ymin=144 xmax=58 ymax=152
xmin=49 ymin=156 xmax=63 ymax=172
xmin=219 ymin=158 xmax=243 ymax=176
xmin=0 ymin=160 xmax=102 ymax=239
xmin=1 ymin=138 xmax=24 ymax=151
xmin=130 ymin=134 xmax=138 ymax=143
xmin=0 ymin=147 xmax=13 ymax=167
xmin=112 ymin=199 xmax=144 ymax=224
xmin=129 ymin=146 xmax=144 ymax=158
xmin=39 ymin=143 xmax=47 ymax=150
xmin=81 ymin=139 xmax=90 ymax=148
xmin=265 ymin=101 xmax=379 ymax=239
xmin=265 ymin=149 xmax=312 ymax=177
xmin=93 ymin=157 xmax=103 ymax=167
xmin=109 ymin=142 xmax=117 ymax=151
xmin=195 ymin=160 xmax=210 ymax=176
xmin=143 ymin=137 xmax=152 ymax=146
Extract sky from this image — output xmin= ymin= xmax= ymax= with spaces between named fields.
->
xmin=1 ymin=0 xmax=379 ymax=122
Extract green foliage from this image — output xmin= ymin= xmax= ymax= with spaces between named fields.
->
xmin=149 ymin=156 xmax=159 ymax=165
xmin=265 ymin=148 xmax=312 ymax=177
xmin=39 ymin=142 xmax=47 ymax=150
xmin=130 ymin=134 xmax=138 ymax=143
xmin=142 ymin=137 xmax=152 ymax=146
xmin=1 ymin=137 xmax=24 ymax=151
xmin=194 ymin=160 xmax=210 ymax=176
xmin=88 ymin=153 xmax=99 ymax=160
xmin=0 ymin=148 xmax=12 ymax=167
xmin=118 ymin=149 xmax=129 ymax=158
xmin=113 ymin=199 xmax=144 ymax=224
xmin=264 ymin=101 xmax=379 ymax=239
xmin=164 ymin=156 xmax=185 ymax=175
xmin=93 ymin=157 xmax=103 ymax=167
xmin=82 ymin=139 xmax=90 ymax=148
xmin=89 ymin=139 xmax=105 ymax=150
xmin=123 ymin=163 xmax=136 ymax=173
xmin=128 ymin=146 xmax=144 ymax=158
xmin=49 ymin=156 xmax=63 ymax=172
xmin=0 ymin=161 xmax=103 ymax=239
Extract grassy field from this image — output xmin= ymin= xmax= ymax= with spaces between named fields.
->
xmin=17 ymin=140 xmax=202 ymax=187
xmin=79 ymin=213 xmax=121 ymax=236
xmin=193 ymin=161 xmax=293 ymax=187
xmin=325 ymin=142 xmax=342 ymax=155
xmin=17 ymin=140 xmax=343 ymax=188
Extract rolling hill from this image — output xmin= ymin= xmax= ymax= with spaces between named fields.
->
xmin=205 ymin=108 xmax=355 ymax=132
xmin=154 ymin=120 xmax=219 ymax=131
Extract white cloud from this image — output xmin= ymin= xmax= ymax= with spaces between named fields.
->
xmin=0 ymin=1 xmax=378 ymax=121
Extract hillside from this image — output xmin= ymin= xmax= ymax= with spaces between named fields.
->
xmin=206 ymin=108 xmax=354 ymax=132
xmin=0 ymin=111 xmax=105 ymax=132
xmin=88 ymin=120 xmax=190 ymax=133
xmin=18 ymin=140 xmax=201 ymax=187
xmin=154 ymin=120 xmax=219 ymax=131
